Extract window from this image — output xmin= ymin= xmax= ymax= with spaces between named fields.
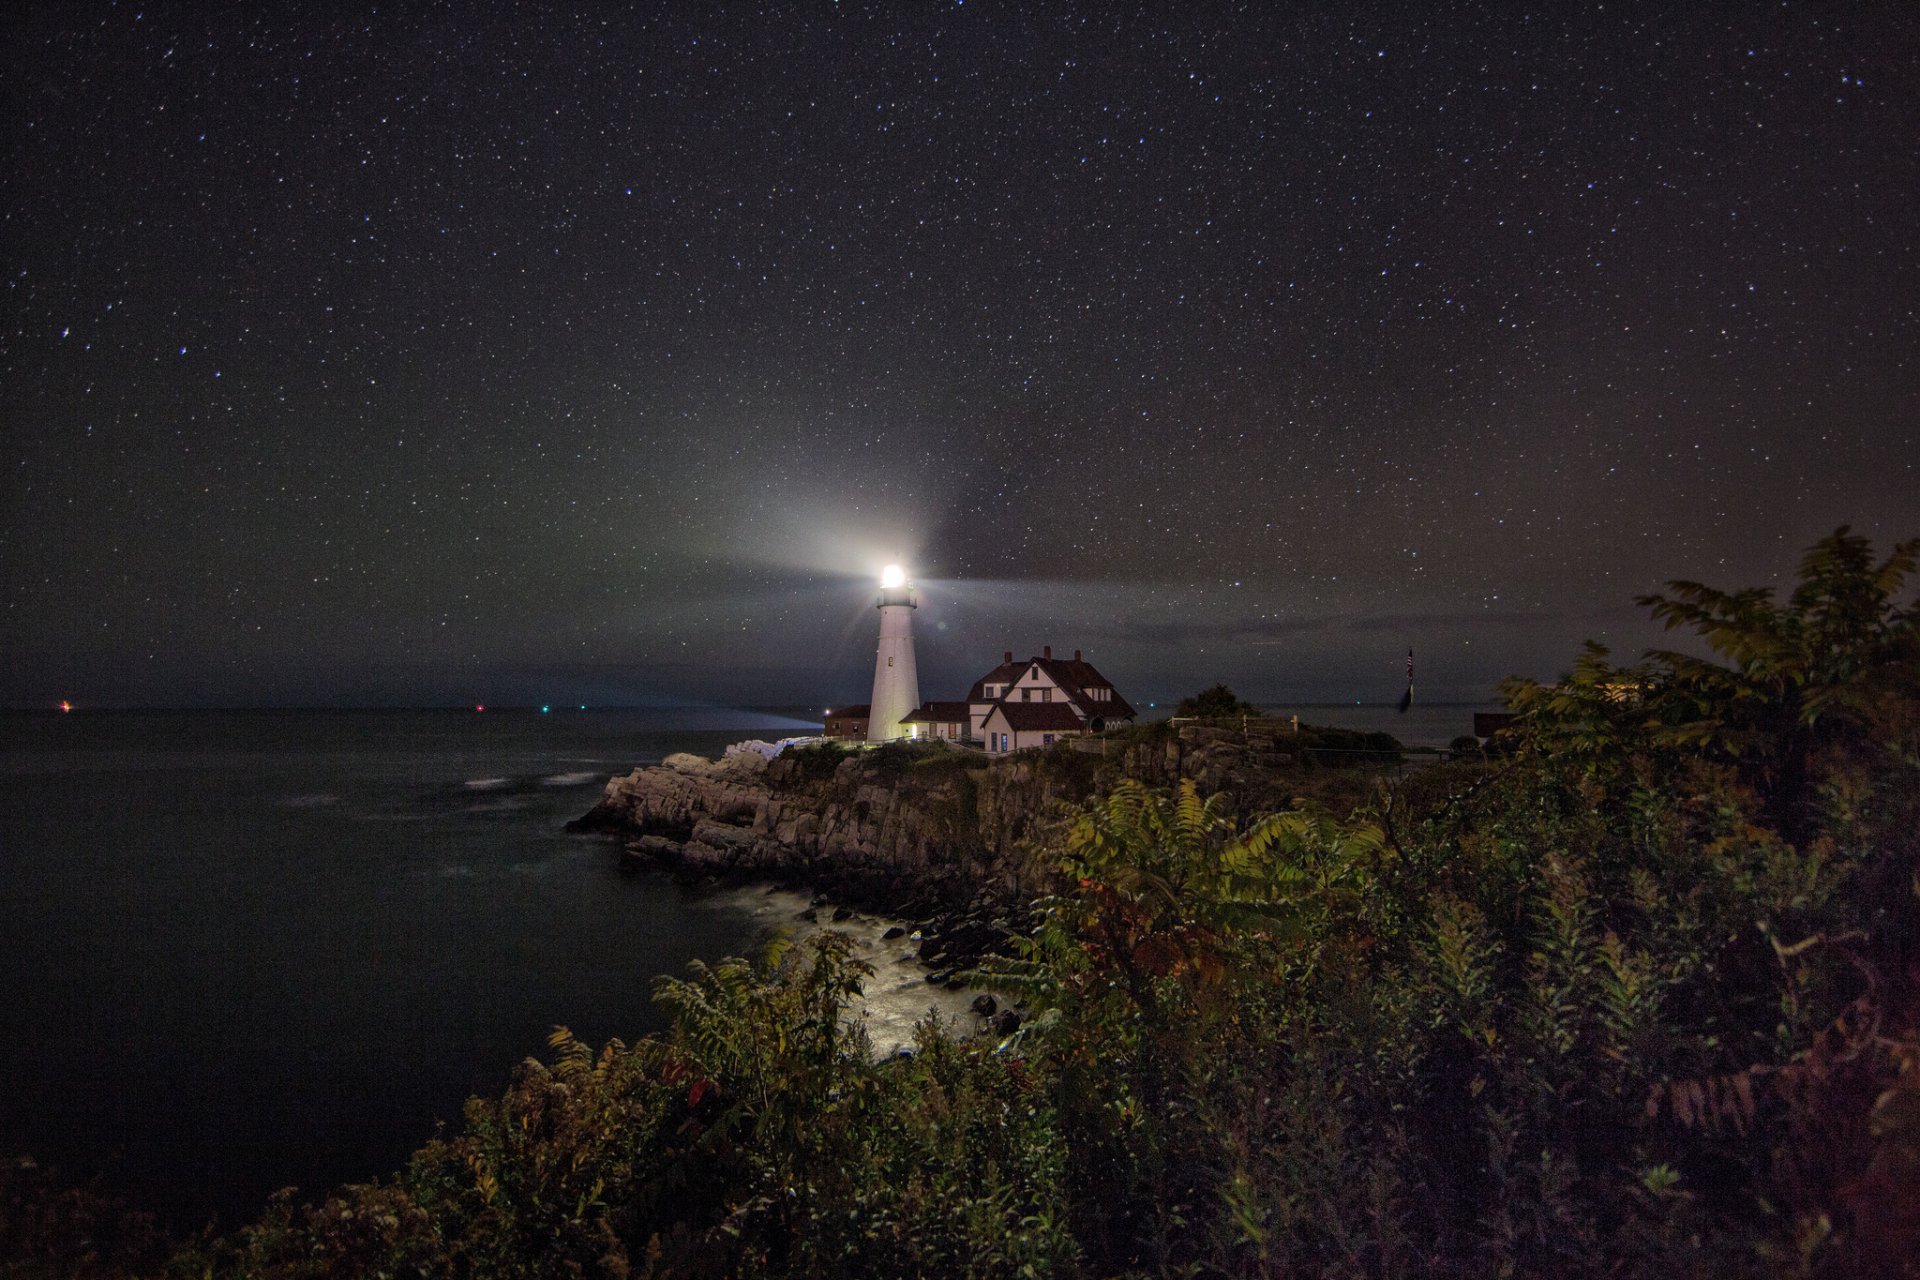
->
xmin=887 ymin=656 xmax=894 ymax=667
xmin=1022 ymin=688 xmax=1032 ymax=702
xmin=1041 ymin=688 xmax=1052 ymax=702
xmin=1042 ymin=734 xmax=1055 ymax=746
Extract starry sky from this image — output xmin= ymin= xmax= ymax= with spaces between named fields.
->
xmin=4 ymin=3 xmax=1916 ymax=710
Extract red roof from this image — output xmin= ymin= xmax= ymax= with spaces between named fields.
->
xmin=985 ymin=702 xmax=1085 ymax=732
xmin=1028 ymin=656 xmax=1137 ymax=720
xmin=968 ymin=653 xmax=1136 ymax=723
xmin=964 ymin=661 xmax=1027 ymax=702
xmin=902 ymin=701 xmax=972 ymax=723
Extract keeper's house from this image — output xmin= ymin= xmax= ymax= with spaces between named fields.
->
xmin=903 ymin=646 xmax=1135 ymax=754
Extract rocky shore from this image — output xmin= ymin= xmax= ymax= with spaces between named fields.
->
xmin=721 ymin=887 xmax=1029 ymax=1054
xmin=569 ymin=723 xmax=1403 ymax=980
xmin=568 ymin=743 xmax=1063 ymax=974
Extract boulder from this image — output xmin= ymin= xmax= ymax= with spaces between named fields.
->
xmin=579 ymin=725 xmax=1322 ymax=916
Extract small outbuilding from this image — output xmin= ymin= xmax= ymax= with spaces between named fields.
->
xmin=823 ymin=704 xmax=871 ymax=740
xmin=900 ymin=700 xmax=972 ymax=743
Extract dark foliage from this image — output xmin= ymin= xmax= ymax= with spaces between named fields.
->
xmin=6 ymin=529 xmax=1914 ymax=1277
xmin=1175 ymin=683 xmax=1255 ymax=718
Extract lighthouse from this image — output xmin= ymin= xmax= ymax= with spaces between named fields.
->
xmin=866 ymin=563 xmax=920 ymax=743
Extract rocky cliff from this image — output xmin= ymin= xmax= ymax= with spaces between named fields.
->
xmin=571 ymin=745 xmax=1084 ymax=911
xmin=570 ymin=722 xmax=1401 ymax=913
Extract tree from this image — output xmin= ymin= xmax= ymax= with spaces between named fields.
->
xmin=1506 ymin=526 xmax=1919 ymax=835
xmin=1176 ymin=682 xmax=1253 ymax=717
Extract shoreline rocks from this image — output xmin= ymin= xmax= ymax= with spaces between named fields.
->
xmin=569 ymin=744 xmax=1075 ymax=918
xmin=716 ymin=886 xmax=1027 ymax=1057
xmin=572 ymin=722 xmax=1403 ymax=979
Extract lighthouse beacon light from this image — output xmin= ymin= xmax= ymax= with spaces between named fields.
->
xmin=866 ymin=561 xmax=921 ymax=744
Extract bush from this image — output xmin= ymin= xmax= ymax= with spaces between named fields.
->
xmin=775 ymin=741 xmax=854 ymax=784
xmin=1175 ymin=683 xmax=1254 ymax=717
xmin=15 ymin=528 xmax=1918 ymax=1278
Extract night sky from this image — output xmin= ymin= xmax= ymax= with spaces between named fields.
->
xmin=5 ymin=4 xmax=1916 ymax=710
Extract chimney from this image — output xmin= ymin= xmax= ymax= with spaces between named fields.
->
xmin=1003 ymin=650 xmax=1013 ymax=665
xmin=1074 ymin=649 xmax=1082 ymax=661
xmin=1043 ymin=645 xmax=1052 ymax=659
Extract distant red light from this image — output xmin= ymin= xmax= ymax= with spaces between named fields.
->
xmin=59 ymin=699 xmax=73 ymax=713
xmin=475 ymin=704 xmax=485 ymax=712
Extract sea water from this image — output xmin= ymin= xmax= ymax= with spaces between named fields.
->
xmin=0 ymin=701 xmax=1495 ymax=1229
xmin=0 ymin=708 xmax=816 ymax=1229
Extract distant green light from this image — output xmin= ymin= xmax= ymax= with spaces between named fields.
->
xmin=541 ymin=704 xmax=551 ymax=713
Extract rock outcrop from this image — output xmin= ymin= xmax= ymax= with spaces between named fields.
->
xmin=571 ymin=721 xmax=1404 ymax=916
xmin=572 ymin=744 xmax=1090 ymax=913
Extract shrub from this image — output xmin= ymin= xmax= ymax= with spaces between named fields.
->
xmin=19 ymin=528 xmax=1919 ymax=1279
xmin=1175 ymin=683 xmax=1254 ymax=717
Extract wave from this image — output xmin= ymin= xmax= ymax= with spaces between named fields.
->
xmin=462 ymin=777 xmax=511 ymax=790
xmin=542 ymin=771 xmax=602 ymax=787
xmin=463 ymin=798 xmax=530 ymax=814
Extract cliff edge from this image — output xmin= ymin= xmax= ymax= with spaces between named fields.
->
xmin=570 ymin=723 xmax=1405 ymax=913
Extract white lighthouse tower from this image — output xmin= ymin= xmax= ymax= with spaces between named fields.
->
xmin=866 ymin=563 xmax=920 ymax=743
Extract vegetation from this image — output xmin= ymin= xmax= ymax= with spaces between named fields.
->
xmin=770 ymin=739 xmax=856 ymax=783
xmin=4 ymin=529 xmax=1915 ymax=1277
xmin=1291 ymin=723 xmax=1404 ymax=767
xmin=1175 ymin=683 xmax=1257 ymax=717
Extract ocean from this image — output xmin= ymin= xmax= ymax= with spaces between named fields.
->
xmin=0 ymin=707 xmax=818 ymax=1229
xmin=0 ymin=700 xmax=1490 ymax=1230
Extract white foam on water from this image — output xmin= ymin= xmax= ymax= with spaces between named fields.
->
xmin=713 ymin=887 xmax=1002 ymax=1058
xmin=463 ymin=777 xmax=511 ymax=790
xmin=542 ymin=771 xmax=601 ymax=787
xmin=463 ymin=797 xmax=529 ymax=814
